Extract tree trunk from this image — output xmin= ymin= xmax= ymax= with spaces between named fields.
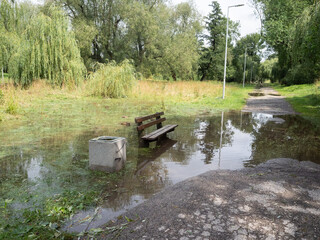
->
xmin=200 ymin=73 xmax=206 ymax=81
xmin=171 ymin=71 xmax=176 ymax=81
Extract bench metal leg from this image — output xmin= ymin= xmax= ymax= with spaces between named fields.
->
xmin=139 ymin=139 xmax=149 ymax=148
xmin=156 ymin=134 xmax=168 ymax=145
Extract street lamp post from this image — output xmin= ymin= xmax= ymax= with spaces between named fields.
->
xmin=250 ymin=63 xmax=253 ymax=82
xmin=222 ymin=4 xmax=244 ymax=99
xmin=242 ymin=47 xmax=247 ymax=88
xmin=243 ymin=46 xmax=254 ymax=87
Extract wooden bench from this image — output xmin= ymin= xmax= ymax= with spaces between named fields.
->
xmin=135 ymin=112 xmax=178 ymax=147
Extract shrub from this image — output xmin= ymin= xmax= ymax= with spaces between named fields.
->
xmin=282 ymin=64 xmax=316 ymax=85
xmin=87 ymin=60 xmax=136 ymax=98
xmin=5 ymin=98 xmax=18 ymax=115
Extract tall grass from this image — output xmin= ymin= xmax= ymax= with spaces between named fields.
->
xmin=87 ymin=60 xmax=136 ymax=98
xmin=131 ymin=80 xmax=222 ymax=101
xmin=0 ymin=86 xmax=19 ymax=116
xmin=0 ymin=89 xmax=4 ymax=105
xmin=0 ymin=78 xmax=254 ymax=122
xmin=130 ymin=80 xmax=253 ymax=111
xmin=130 ymin=80 xmax=252 ymax=103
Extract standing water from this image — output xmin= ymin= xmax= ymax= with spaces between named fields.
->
xmin=0 ymin=109 xmax=319 ymax=232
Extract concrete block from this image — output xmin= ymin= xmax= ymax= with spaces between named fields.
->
xmin=89 ymin=136 xmax=126 ymax=172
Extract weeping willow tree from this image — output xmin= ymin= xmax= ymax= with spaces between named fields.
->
xmin=9 ymin=5 xmax=86 ymax=86
xmin=0 ymin=28 xmax=18 ymax=78
xmin=0 ymin=0 xmax=17 ymax=78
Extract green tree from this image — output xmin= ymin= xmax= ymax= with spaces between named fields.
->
xmin=198 ymin=1 xmax=239 ymax=81
xmin=8 ymin=5 xmax=86 ymax=86
xmin=251 ymin=0 xmax=314 ymax=83
xmin=152 ymin=2 xmax=201 ymax=80
xmin=261 ymin=57 xmax=278 ymax=82
xmin=232 ymin=33 xmax=264 ymax=83
xmin=285 ymin=3 xmax=320 ymax=84
xmin=0 ymin=0 xmax=37 ymax=74
xmin=52 ymin=0 xmax=201 ymax=80
xmin=50 ymin=0 xmax=123 ymax=65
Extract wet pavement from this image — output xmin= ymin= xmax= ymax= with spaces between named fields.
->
xmin=243 ymin=87 xmax=296 ymax=115
xmin=98 ymin=158 xmax=320 ymax=240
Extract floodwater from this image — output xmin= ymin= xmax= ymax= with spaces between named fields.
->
xmin=0 ymin=109 xmax=319 ymax=232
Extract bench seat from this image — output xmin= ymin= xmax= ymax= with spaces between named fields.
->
xmin=135 ymin=112 xmax=178 ymax=147
xmin=142 ymin=124 xmax=178 ymax=141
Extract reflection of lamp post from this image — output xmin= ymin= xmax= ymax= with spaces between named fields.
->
xmin=218 ymin=111 xmax=224 ymax=168
xmin=222 ymin=4 xmax=244 ymax=99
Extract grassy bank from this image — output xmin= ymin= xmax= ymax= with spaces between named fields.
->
xmin=274 ymin=83 xmax=320 ymax=127
xmin=0 ymin=80 xmax=254 ymax=122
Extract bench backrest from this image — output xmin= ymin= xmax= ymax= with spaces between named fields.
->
xmin=135 ymin=112 xmax=165 ymax=134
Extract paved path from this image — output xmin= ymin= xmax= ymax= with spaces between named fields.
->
xmin=96 ymin=159 xmax=320 ymax=239
xmin=242 ymin=87 xmax=296 ymax=115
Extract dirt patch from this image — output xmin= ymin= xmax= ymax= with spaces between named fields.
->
xmin=243 ymin=87 xmax=296 ymax=115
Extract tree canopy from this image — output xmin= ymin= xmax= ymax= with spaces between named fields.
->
xmin=1 ymin=0 xmax=318 ymax=86
xmin=198 ymin=1 xmax=240 ymax=81
xmin=0 ymin=1 xmax=85 ymax=86
xmin=252 ymin=0 xmax=320 ymax=85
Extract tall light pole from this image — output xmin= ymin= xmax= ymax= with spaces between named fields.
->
xmin=222 ymin=4 xmax=244 ymax=99
xmin=242 ymin=47 xmax=247 ymax=88
xmin=243 ymin=46 xmax=254 ymax=87
xmin=250 ymin=63 xmax=253 ymax=82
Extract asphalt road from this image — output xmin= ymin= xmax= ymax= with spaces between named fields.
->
xmin=96 ymin=159 xmax=320 ymax=240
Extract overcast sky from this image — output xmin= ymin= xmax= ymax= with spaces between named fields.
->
xmin=171 ymin=0 xmax=261 ymax=37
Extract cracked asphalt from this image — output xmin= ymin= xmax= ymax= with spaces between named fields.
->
xmin=96 ymin=159 xmax=320 ymax=239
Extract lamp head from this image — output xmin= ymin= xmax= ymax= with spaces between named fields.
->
xmin=229 ymin=4 xmax=245 ymax=8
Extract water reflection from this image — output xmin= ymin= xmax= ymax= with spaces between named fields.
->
xmin=0 ymin=111 xmax=319 ymax=231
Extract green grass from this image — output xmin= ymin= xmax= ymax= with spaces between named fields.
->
xmin=0 ymin=80 xmax=254 ymax=122
xmin=274 ymin=83 xmax=320 ymax=127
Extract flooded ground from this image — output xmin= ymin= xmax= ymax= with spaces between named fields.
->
xmin=0 ymin=103 xmax=319 ymax=232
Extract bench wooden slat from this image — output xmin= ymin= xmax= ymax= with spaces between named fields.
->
xmin=135 ymin=112 xmax=164 ymax=123
xmin=141 ymin=125 xmax=172 ymax=139
xmin=142 ymin=124 xmax=178 ymax=141
xmin=137 ymin=118 xmax=166 ymax=131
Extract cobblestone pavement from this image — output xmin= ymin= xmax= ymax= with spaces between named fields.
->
xmin=96 ymin=159 xmax=320 ymax=240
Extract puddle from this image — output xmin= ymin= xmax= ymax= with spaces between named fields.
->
xmin=0 ymin=111 xmax=319 ymax=233
xmin=248 ymin=92 xmax=265 ymax=96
